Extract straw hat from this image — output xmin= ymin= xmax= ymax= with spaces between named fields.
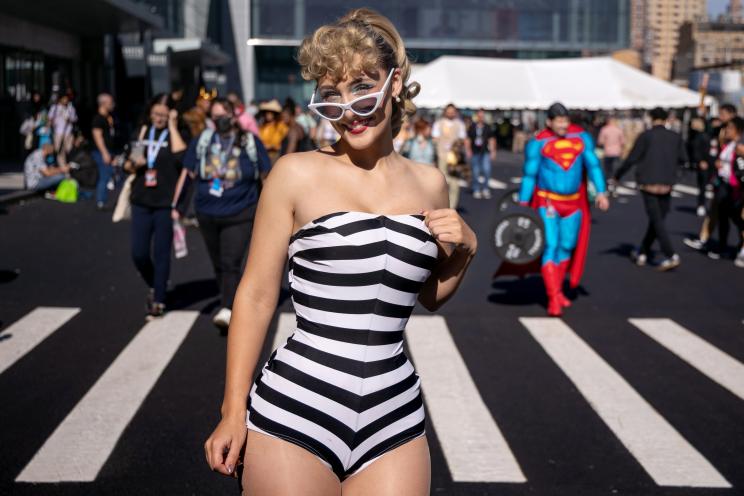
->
xmin=258 ymin=99 xmax=282 ymax=114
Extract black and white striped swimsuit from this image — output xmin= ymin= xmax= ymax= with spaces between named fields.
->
xmin=246 ymin=210 xmax=439 ymax=480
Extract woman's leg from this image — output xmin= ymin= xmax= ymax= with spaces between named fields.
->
xmin=130 ymin=205 xmax=155 ymax=289
xmin=151 ymin=207 xmax=173 ymax=304
xmin=341 ymin=435 xmax=430 ymax=496
xmin=241 ymin=429 xmax=341 ymax=496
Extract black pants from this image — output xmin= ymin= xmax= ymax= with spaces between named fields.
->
xmin=196 ymin=203 xmax=256 ymax=309
xmin=640 ymin=191 xmax=674 ymax=258
xmin=696 ymin=167 xmax=713 ymax=208
xmin=713 ymin=183 xmax=744 ymax=253
xmin=603 ymin=156 xmax=620 ymax=179
xmin=131 ymin=204 xmax=173 ymax=303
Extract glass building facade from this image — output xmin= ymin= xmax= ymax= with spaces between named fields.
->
xmin=247 ymin=0 xmax=630 ymax=101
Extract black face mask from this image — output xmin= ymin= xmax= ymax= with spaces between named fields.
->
xmin=215 ymin=116 xmax=233 ymax=134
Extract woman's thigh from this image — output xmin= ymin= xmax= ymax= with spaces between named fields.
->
xmin=241 ymin=429 xmax=341 ymax=496
xmin=341 ymin=435 xmax=430 ymax=496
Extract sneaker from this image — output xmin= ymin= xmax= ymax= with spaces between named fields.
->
xmin=482 ymin=189 xmax=492 ymax=199
xmin=735 ymin=253 xmax=744 ymax=268
xmin=473 ymin=190 xmax=483 ymax=199
xmin=630 ymin=249 xmax=647 ymax=267
xmin=146 ymin=302 xmax=166 ymax=320
xmin=657 ymin=254 xmax=681 ymax=271
xmin=96 ymin=201 xmax=105 ymax=211
xmin=683 ymin=237 xmax=705 ymax=251
xmin=696 ymin=205 xmax=706 ymax=217
xmin=213 ymin=307 xmax=232 ymax=329
xmin=707 ymin=251 xmax=721 ymax=260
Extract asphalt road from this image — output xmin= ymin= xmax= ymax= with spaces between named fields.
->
xmin=1 ymin=152 xmax=742 ymax=496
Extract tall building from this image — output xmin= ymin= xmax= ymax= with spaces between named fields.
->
xmin=675 ymin=20 xmax=744 ymax=79
xmin=242 ymin=0 xmax=631 ymax=102
xmin=640 ymin=0 xmax=707 ymax=81
xmin=630 ymin=0 xmax=647 ymax=51
xmin=727 ymin=0 xmax=743 ymax=22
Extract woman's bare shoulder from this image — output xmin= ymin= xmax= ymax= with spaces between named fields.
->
xmin=399 ymin=156 xmax=449 ymax=209
xmin=264 ymin=150 xmax=334 ymax=198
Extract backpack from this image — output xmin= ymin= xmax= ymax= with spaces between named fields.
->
xmin=196 ymin=128 xmax=259 ymax=182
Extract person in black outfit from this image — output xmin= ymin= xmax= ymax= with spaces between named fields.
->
xmin=687 ymin=117 xmax=711 ymax=216
xmin=612 ymin=107 xmax=688 ymax=271
xmin=174 ymin=97 xmax=272 ymax=331
xmin=123 ymin=93 xmax=188 ymax=319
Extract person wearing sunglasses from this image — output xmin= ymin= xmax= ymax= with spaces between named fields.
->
xmin=204 ymin=8 xmax=478 ymax=496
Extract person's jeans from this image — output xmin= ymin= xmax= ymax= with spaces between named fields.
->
xmin=470 ymin=152 xmax=492 ymax=193
xmin=196 ymin=203 xmax=257 ymax=309
xmin=131 ymin=204 xmax=173 ymax=304
xmin=640 ymin=191 xmax=674 ymax=258
xmin=92 ymin=150 xmax=113 ymax=204
xmin=34 ymin=173 xmax=66 ymax=191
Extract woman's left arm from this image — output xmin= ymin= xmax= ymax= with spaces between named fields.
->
xmin=417 ymin=173 xmax=477 ymax=312
xmin=168 ymin=110 xmax=187 ymax=153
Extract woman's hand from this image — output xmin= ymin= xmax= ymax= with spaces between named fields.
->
xmin=204 ymin=415 xmax=247 ymax=478
xmin=422 ymin=208 xmax=477 ymax=256
xmin=169 ymin=109 xmax=179 ymax=127
xmin=171 ymin=208 xmax=180 ymax=221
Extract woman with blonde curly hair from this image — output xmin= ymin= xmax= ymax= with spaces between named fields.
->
xmin=204 ymin=8 xmax=477 ymax=495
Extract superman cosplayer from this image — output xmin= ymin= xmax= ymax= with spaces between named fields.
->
xmin=513 ymin=103 xmax=609 ymax=316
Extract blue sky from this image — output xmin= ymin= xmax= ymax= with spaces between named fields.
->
xmin=708 ymin=0 xmax=728 ymax=17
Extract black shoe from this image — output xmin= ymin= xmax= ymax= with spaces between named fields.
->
xmin=146 ymin=302 xmax=166 ymax=320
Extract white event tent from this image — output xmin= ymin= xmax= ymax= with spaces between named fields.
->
xmin=410 ymin=56 xmax=709 ymax=110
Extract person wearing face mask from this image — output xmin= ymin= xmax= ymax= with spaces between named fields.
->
xmin=123 ymin=93 xmax=187 ymax=319
xmin=174 ymin=97 xmax=272 ymax=331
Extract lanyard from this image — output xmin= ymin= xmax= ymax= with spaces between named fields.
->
xmin=212 ymin=132 xmax=236 ymax=175
xmin=147 ymin=126 xmax=169 ymax=169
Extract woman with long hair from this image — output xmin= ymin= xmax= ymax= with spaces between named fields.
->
xmin=123 ymin=93 xmax=187 ymax=319
xmin=204 ymin=8 xmax=477 ymax=495
xmin=173 ymin=97 xmax=272 ymax=331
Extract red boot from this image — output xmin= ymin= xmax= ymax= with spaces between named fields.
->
xmin=557 ymin=260 xmax=572 ymax=308
xmin=541 ymin=263 xmax=563 ymax=317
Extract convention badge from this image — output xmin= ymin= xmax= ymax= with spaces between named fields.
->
xmin=145 ymin=169 xmax=158 ymax=187
xmin=209 ymin=178 xmax=224 ymax=197
xmin=546 ymin=204 xmax=556 ymax=218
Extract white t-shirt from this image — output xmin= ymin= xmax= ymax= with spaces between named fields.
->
xmin=432 ymin=117 xmax=466 ymax=151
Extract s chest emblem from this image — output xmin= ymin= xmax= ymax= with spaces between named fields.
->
xmin=542 ymin=138 xmax=584 ymax=170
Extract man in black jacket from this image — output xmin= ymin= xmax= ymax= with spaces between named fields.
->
xmin=612 ymin=107 xmax=688 ymax=271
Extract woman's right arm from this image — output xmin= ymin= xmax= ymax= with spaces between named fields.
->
xmin=205 ymin=155 xmax=303 ymax=477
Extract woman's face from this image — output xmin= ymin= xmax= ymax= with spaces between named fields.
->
xmin=150 ymin=103 xmax=169 ymax=129
xmin=315 ymin=66 xmax=401 ymax=151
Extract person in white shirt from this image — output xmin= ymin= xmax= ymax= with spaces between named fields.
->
xmin=432 ymin=103 xmax=467 ymax=208
xmin=48 ymin=93 xmax=78 ymax=155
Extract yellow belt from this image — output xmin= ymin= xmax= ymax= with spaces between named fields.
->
xmin=536 ymin=190 xmax=580 ymax=201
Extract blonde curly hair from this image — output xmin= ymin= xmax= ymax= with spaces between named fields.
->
xmin=296 ymin=8 xmax=420 ymax=137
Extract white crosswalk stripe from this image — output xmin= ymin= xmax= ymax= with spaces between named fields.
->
xmin=406 ymin=315 xmax=526 ymax=483
xmin=0 ymin=307 xmax=80 ymax=375
xmin=629 ymin=318 xmax=744 ymax=401
xmin=7 ymin=307 xmax=740 ymax=487
xmin=520 ymin=317 xmax=730 ymax=488
xmin=16 ymin=311 xmax=199 ymax=483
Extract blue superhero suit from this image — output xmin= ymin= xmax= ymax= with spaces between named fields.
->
xmin=517 ymin=124 xmax=606 ymax=316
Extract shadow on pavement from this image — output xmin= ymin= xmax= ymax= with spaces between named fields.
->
xmin=167 ymin=278 xmax=219 ymax=313
xmin=488 ymin=275 xmax=545 ymax=307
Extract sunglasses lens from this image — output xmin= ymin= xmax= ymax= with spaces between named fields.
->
xmin=316 ymin=105 xmax=343 ymax=119
xmin=350 ymin=96 xmax=378 ymax=116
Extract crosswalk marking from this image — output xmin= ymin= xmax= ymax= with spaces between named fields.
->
xmin=672 ymin=184 xmax=699 ymax=196
xmin=488 ymin=178 xmax=508 ymax=189
xmin=16 ymin=311 xmax=199 ymax=483
xmin=406 ymin=315 xmax=526 ymax=483
xmin=520 ymin=317 xmax=730 ymax=488
xmin=0 ymin=307 xmax=80 ymax=375
xmin=629 ymin=318 xmax=744 ymax=401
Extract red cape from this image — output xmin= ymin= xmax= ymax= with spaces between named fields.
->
xmin=493 ymin=179 xmax=591 ymax=288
